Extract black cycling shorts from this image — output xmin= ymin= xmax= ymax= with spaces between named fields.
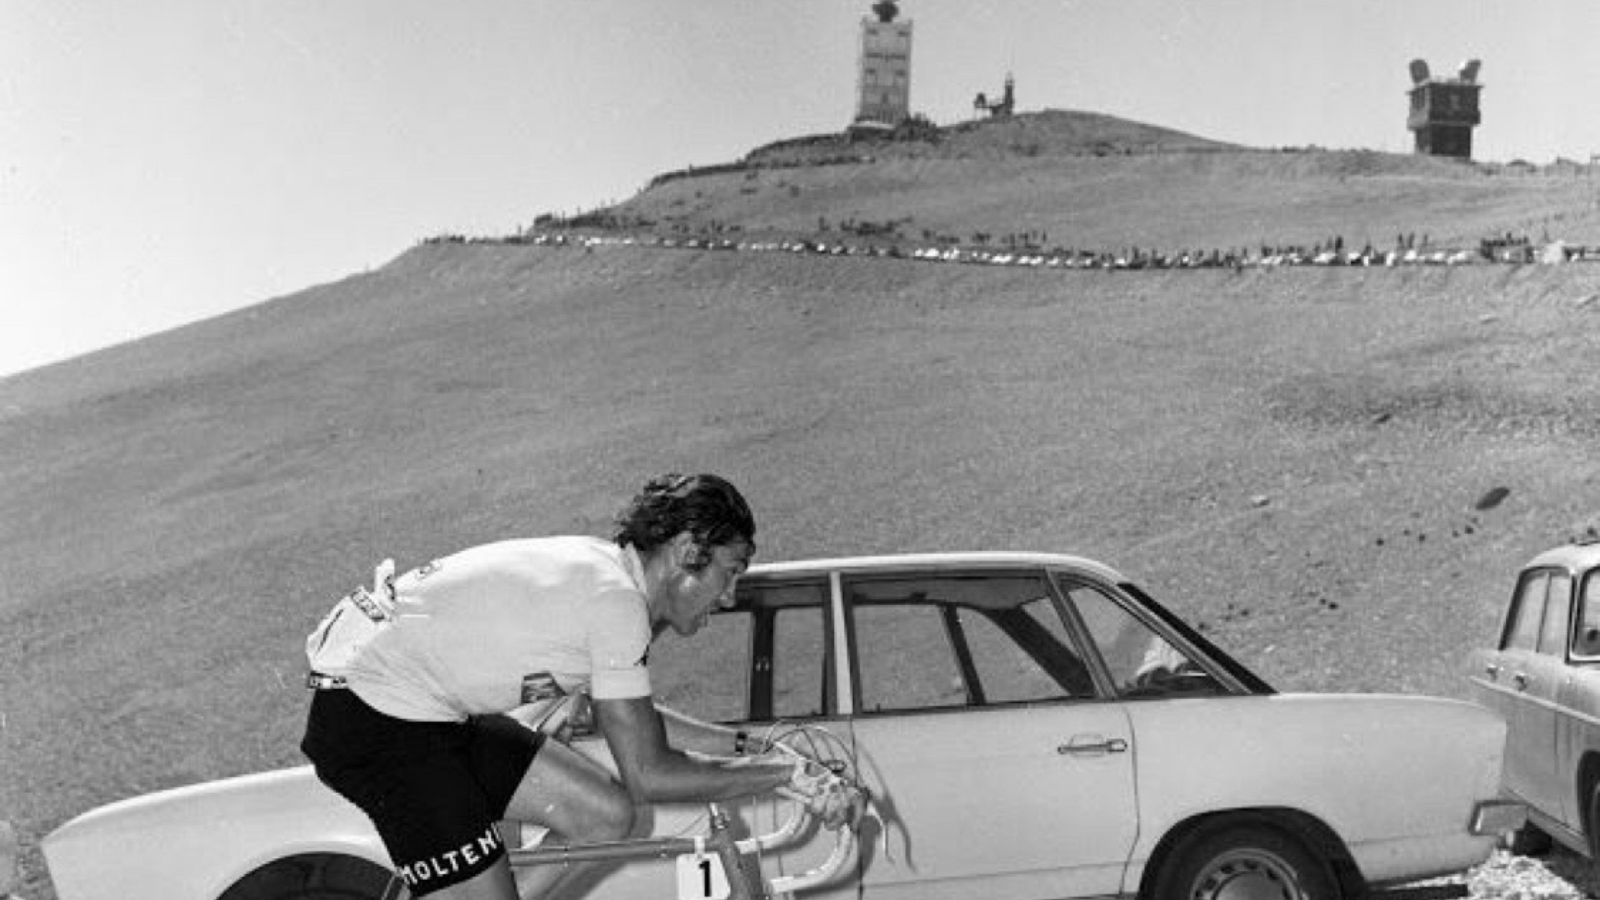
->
xmin=301 ymin=687 xmax=545 ymax=897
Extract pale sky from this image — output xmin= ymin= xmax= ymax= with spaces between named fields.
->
xmin=6 ymin=0 xmax=1599 ymax=378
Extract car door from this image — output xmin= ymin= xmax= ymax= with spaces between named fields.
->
xmin=1476 ymin=569 xmax=1566 ymax=823
xmin=1549 ymin=570 xmax=1600 ymax=833
xmin=1531 ymin=571 xmax=1576 ymax=826
xmin=840 ymin=569 xmax=1137 ymax=900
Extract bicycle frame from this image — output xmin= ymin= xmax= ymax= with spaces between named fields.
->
xmin=509 ymin=800 xmax=857 ymax=900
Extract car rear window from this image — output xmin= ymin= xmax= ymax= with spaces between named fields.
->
xmin=1505 ymin=572 xmax=1550 ymax=652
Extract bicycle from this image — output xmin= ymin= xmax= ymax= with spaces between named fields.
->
xmin=383 ymin=723 xmax=869 ymax=900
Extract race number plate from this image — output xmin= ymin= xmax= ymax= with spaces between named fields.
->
xmin=675 ymin=850 xmax=730 ymax=900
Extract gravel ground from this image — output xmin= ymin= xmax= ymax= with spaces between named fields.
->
xmin=1442 ymin=847 xmax=1599 ymax=900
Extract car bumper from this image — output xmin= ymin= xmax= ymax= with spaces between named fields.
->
xmin=1469 ymin=800 xmax=1526 ymax=836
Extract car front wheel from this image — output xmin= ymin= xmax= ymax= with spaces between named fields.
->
xmin=1152 ymin=824 xmax=1338 ymax=900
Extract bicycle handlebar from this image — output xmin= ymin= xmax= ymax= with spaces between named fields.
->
xmin=766 ymin=815 xmax=858 ymax=897
xmin=509 ymin=793 xmax=859 ymax=898
xmin=510 ymin=724 xmax=865 ymax=897
xmin=737 ymin=788 xmax=808 ymax=852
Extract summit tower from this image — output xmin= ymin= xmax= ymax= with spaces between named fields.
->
xmin=1407 ymin=59 xmax=1483 ymax=159
xmin=855 ymin=1 xmax=912 ymax=128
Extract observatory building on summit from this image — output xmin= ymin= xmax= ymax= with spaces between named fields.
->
xmin=855 ymin=1 xmax=912 ymax=128
xmin=1407 ymin=58 xmax=1483 ymax=159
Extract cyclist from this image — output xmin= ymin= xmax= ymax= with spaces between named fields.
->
xmin=300 ymin=473 xmax=861 ymax=900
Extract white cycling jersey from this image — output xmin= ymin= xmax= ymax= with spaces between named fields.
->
xmin=322 ymin=535 xmax=654 ymax=722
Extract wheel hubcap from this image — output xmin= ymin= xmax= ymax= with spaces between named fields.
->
xmin=1190 ymin=848 xmax=1308 ymax=900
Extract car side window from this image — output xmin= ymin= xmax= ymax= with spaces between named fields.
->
xmin=854 ymin=604 xmax=967 ymax=711
xmin=1537 ymin=573 xmax=1573 ymax=657
xmin=963 ymin=598 xmax=1084 ymax=703
xmin=649 ymin=579 xmax=829 ymax=724
xmin=1504 ymin=572 xmax=1550 ymax=653
xmin=1574 ymin=569 xmax=1600 ymax=659
xmin=650 ymin=611 xmax=752 ymax=723
xmin=773 ymin=606 xmax=826 ymax=718
xmin=848 ymin=573 xmax=1096 ymax=714
xmin=1064 ymin=581 xmax=1223 ymax=699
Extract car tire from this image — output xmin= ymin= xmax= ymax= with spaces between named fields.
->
xmin=220 ymin=854 xmax=395 ymax=900
xmin=1152 ymin=824 xmax=1338 ymax=900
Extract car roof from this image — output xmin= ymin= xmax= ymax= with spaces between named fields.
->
xmin=1525 ymin=537 xmax=1600 ymax=572
xmin=746 ymin=551 xmax=1129 ymax=583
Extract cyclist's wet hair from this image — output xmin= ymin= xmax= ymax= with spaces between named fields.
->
xmin=613 ymin=473 xmax=756 ymax=568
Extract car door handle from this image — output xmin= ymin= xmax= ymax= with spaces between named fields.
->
xmin=1484 ymin=663 xmax=1500 ymax=679
xmin=1059 ymin=735 xmax=1129 ymax=756
xmin=1513 ymin=672 xmax=1530 ymax=690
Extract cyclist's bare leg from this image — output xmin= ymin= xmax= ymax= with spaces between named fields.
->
xmin=509 ymin=739 xmax=638 ymax=899
xmin=420 ymin=741 xmax=634 ymax=900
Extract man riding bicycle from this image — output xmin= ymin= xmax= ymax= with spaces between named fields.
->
xmin=301 ymin=473 xmax=862 ymax=900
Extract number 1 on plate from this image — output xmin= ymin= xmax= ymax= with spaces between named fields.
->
xmin=676 ymin=850 xmax=730 ymax=900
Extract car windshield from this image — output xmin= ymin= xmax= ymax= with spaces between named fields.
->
xmin=1116 ymin=581 xmax=1275 ymax=693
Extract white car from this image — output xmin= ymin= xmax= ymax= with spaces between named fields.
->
xmin=1468 ymin=537 xmax=1600 ymax=859
xmin=44 ymin=552 xmax=1521 ymax=900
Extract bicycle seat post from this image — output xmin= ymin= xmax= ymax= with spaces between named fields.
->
xmin=707 ymin=802 xmax=765 ymax=900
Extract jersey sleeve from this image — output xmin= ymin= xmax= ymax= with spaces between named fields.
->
xmin=584 ymin=588 xmax=654 ymax=700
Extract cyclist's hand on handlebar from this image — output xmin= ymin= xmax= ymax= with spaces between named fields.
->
xmin=822 ymin=782 xmax=868 ymax=831
xmin=786 ymin=758 xmax=867 ymax=831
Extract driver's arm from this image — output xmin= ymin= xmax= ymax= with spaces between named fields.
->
xmin=594 ymin=696 xmax=792 ymax=805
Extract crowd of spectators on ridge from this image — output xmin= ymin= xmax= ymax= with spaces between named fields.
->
xmin=425 ymin=224 xmax=1596 ymax=270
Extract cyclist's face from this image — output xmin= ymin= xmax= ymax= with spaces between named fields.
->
xmin=661 ymin=538 xmax=752 ymax=636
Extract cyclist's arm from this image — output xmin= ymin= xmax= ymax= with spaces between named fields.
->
xmin=655 ymin=702 xmax=751 ymax=757
xmin=595 ymin=695 xmax=792 ymax=804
